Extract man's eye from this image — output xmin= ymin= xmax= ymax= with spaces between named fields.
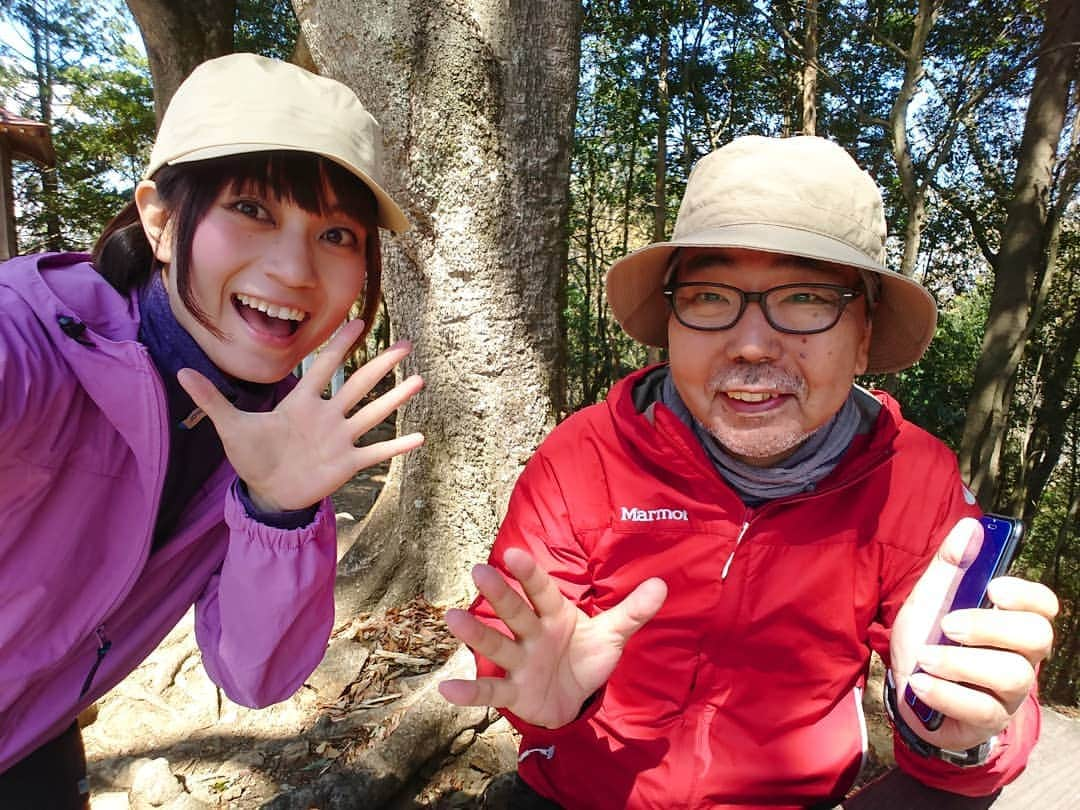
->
xmin=784 ymin=290 xmax=831 ymax=305
xmin=691 ymin=291 xmax=732 ymax=306
xmin=323 ymin=227 xmax=358 ymax=247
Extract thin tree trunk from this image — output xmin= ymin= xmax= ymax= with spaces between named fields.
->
xmin=888 ymin=0 xmax=940 ymax=278
xmin=1015 ymin=322 xmax=1080 ymax=525
xmin=958 ymin=0 xmax=1080 ymax=504
xmin=646 ymin=26 xmax=669 ymax=368
xmin=124 ymin=0 xmax=236 ymax=120
xmin=296 ymin=0 xmax=581 ymax=609
xmin=29 ymin=3 xmax=61 ymax=250
xmin=801 ymin=0 xmax=818 ymax=136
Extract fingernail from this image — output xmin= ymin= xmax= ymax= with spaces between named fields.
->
xmin=908 ymin=672 xmax=932 ymax=695
xmin=939 ymin=614 xmax=968 ymax=641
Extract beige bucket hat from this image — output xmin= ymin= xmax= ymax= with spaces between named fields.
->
xmin=144 ymin=53 xmax=409 ymax=233
xmin=605 ymin=135 xmax=937 ymax=373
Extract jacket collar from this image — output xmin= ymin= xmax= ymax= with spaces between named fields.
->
xmin=609 ymin=364 xmax=901 ymax=506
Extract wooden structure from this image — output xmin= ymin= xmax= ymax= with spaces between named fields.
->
xmin=0 ymin=108 xmax=55 ymax=259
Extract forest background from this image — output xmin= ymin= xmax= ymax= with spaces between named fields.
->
xmin=1 ymin=0 xmax=1077 ymax=718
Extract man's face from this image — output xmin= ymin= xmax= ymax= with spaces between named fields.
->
xmin=667 ymin=247 xmax=872 ymax=467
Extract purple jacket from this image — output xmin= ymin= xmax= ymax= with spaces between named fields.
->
xmin=0 ymin=253 xmax=337 ymax=771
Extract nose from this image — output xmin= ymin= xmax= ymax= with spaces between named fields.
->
xmin=266 ymin=230 xmax=318 ymax=289
xmin=723 ymin=299 xmax=782 ymax=363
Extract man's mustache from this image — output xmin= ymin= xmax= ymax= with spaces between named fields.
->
xmin=706 ymin=366 xmax=806 ymax=396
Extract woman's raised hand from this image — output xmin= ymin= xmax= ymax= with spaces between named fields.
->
xmin=438 ymin=547 xmax=668 ymax=729
xmin=177 ymin=318 xmax=424 ymax=512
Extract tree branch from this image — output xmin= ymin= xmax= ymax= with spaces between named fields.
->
xmin=931 ymin=180 xmax=998 ymax=266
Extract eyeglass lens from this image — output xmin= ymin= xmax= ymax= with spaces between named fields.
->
xmin=670 ymin=283 xmax=852 ymax=333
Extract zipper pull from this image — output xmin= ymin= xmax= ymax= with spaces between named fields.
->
xmin=80 ymin=625 xmax=112 ymax=697
xmin=721 ymin=520 xmax=750 ymax=581
xmin=57 ymin=315 xmax=95 ymax=347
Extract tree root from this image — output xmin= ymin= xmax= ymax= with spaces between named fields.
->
xmin=263 ymin=647 xmax=489 ymax=809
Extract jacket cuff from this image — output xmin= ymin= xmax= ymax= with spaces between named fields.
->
xmin=234 ymin=479 xmax=319 ymax=529
xmin=888 ymin=671 xmax=1040 ymax=796
xmin=225 ymin=483 xmax=333 ymax=549
xmin=502 ymin=686 xmax=607 ymax=743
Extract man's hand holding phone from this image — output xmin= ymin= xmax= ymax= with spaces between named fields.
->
xmin=889 ymin=516 xmax=1058 ymax=754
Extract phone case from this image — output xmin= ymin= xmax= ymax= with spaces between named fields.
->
xmin=903 ymin=513 xmax=1024 ymax=730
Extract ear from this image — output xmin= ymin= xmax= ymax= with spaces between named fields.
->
xmin=854 ymin=318 xmax=872 ymax=376
xmin=134 ymin=180 xmax=173 ymax=264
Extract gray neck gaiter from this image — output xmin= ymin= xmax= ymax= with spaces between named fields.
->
xmin=658 ymin=369 xmax=864 ymax=505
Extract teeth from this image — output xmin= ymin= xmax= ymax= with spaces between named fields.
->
xmin=235 ymin=293 xmax=306 ymax=322
xmin=727 ymin=391 xmax=775 ymax=402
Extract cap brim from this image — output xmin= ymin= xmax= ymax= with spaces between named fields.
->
xmin=147 ymin=143 xmax=411 ymax=233
xmin=605 ymin=224 xmax=937 ymax=373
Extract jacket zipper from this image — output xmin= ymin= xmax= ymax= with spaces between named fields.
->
xmin=721 ymin=519 xmax=751 ymax=581
xmin=79 ymin=625 xmax=112 ymax=697
xmin=717 ymin=451 xmax=895 ymax=582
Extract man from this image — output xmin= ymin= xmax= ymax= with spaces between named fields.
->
xmin=438 ymin=136 xmax=1058 ymax=809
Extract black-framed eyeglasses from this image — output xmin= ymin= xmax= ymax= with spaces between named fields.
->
xmin=663 ymin=282 xmax=864 ymax=335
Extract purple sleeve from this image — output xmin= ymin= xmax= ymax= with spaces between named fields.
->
xmin=236 ymin=479 xmax=320 ymax=530
xmin=194 ymin=481 xmax=337 ymax=707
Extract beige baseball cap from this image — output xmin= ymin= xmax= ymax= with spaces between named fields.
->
xmin=605 ymin=135 xmax=937 ymax=373
xmin=144 ymin=52 xmax=409 ymax=233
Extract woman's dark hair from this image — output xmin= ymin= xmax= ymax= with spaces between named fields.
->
xmin=92 ymin=152 xmax=383 ymax=339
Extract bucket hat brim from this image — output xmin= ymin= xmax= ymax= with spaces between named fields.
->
xmin=605 ymin=224 xmax=938 ymax=375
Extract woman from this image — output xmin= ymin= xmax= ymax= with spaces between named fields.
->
xmin=0 ymin=53 xmax=422 ymax=808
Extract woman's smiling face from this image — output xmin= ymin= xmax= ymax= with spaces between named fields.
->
xmin=137 ymin=171 xmax=373 ymax=384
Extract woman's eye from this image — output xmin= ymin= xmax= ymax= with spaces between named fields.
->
xmin=323 ymin=227 xmax=359 ymax=247
xmin=230 ymin=199 xmax=270 ymax=220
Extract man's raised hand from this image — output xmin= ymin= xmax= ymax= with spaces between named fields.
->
xmin=438 ymin=547 xmax=667 ymax=729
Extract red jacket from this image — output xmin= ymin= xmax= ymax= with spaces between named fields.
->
xmin=472 ymin=367 xmax=1039 ymax=809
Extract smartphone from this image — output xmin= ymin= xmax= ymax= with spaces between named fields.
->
xmin=903 ymin=513 xmax=1025 ymax=730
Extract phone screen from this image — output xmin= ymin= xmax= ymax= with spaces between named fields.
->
xmin=903 ymin=513 xmax=1024 ymax=730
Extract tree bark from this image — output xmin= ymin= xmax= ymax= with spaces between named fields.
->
xmin=124 ymin=0 xmax=237 ymax=121
xmin=800 ymin=0 xmax=818 ymax=136
xmin=646 ymin=25 xmax=669 ymax=369
xmin=887 ymin=0 xmax=940 ymax=278
xmin=295 ymin=0 xmax=581 ymax=609
xmin=958 ymin=0 xmax=1080 ymax=505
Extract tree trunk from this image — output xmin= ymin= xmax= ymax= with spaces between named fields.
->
xmin=1014 ymin=322 xmax=1080 ymax=525
xmin=28 ymin=4 xmax=62 ymax=250
xmin=957 ymin=0 xmax=1080 ymax=505
xmin=888 ymin=0 xmax=940 ymax=278
xmin=295 ymin=0 xmax=581 ymax=610
xmin=800 ymin=0 xmax=818 ymax=136
xmin=646 ymin=26 xmax=669 ymax=369
xmin=124 ymin=0 xmax=237 ymax=120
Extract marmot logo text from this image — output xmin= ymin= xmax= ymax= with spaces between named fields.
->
xmin=620 ymin=507 xmax=689 ymax=522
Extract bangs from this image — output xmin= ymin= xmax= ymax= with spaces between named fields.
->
xmin=213 ymin=152 xmax=379 ymax=222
